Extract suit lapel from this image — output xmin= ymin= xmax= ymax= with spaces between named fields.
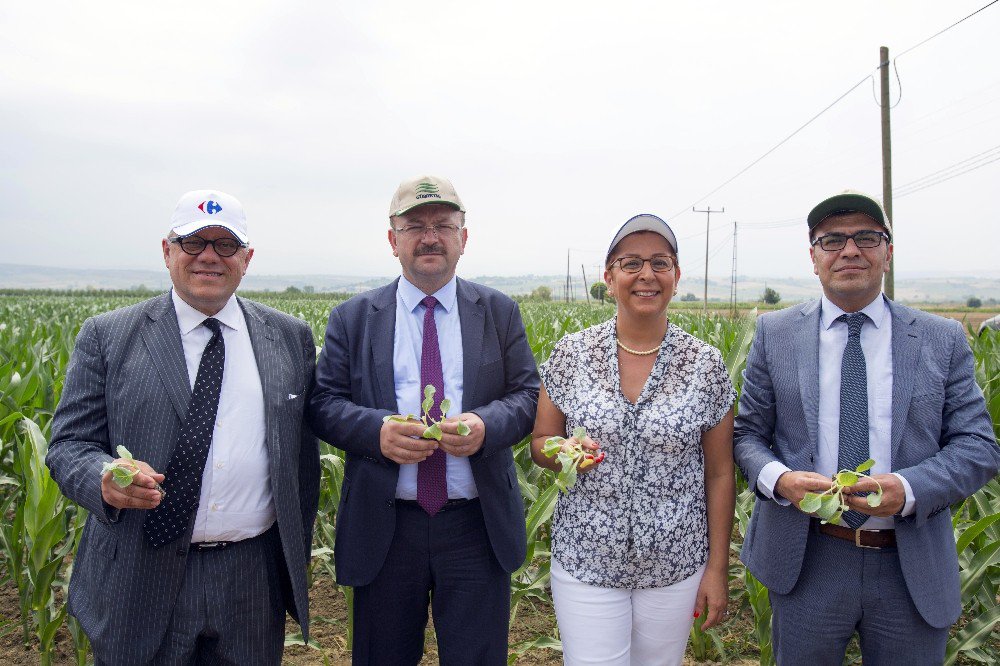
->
xmin=370 ymin=281 xmax=399 ymax=412
xmin=141 ymin=293 xmax=191 ymax=421
xmin=795 ymin=301 xmax=821 ymax=461
xmin=889 ymin=301 xmax=921 ymax=463
xmin=241 ymin=298 xmax=283 ymax=475
xmin=456 ymin=278 xmax=485 ymax=412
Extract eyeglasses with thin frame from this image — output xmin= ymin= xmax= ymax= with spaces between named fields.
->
xmin=392 ymin=223 xmax=463 ymax=239
xmin=811 ymin=230 xmax=890 ymax=252
xmin=170 ymin=236 xmax=247 ymax=258
xmin=609 ymin=256 xmax=675 ymax=273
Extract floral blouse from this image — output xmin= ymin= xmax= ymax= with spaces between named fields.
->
xmin=540 ymin=317 xmax=736 ymax=588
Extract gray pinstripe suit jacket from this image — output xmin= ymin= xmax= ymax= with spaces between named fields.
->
xmin=46 ymin=292 xmax=321 ymax=664
xmin=734 ymin=298 xmax=1000 ymax=629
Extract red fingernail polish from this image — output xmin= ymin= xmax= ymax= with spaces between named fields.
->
xmin=693 ymin=610 xmax=700 ymax=618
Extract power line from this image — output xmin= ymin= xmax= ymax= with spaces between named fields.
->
xmin=894 ymin=143 xmax=1000 ymax=192
xmin=666 ymin=75 xmax=873 ymax=222
xmin=883 ymin=1 xmax=1000 ymax=109
xmin=895 ymin=0 xmax=999 ymax=60
xmin=665 ymin=2 xmax=1000 ymax=220
xmin=895 ymin=152 xmax=1000 ymax=198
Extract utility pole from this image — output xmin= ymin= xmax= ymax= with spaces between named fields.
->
xmin=880 ymin=45 xmax=895 ymax=299
xmin=693 ymin=206 xmax=724 ymax=311
xmin=581 ymin=264 xmax=590 ymax=305
xmin=730 ymin=222 xmax=738 ymax=317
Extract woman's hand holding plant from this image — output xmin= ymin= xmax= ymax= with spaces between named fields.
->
xmin=542 ymin=427 xmax=605 ymax=493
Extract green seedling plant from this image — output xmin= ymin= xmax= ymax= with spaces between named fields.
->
xmin=798 ymin=458 xmax=882 ymax=525
xmin=383 ymin=384 xmax=471 ymax=440
xmin=100 ymin=446 xmax=165 ymax=497
xmin=541 ymin=427 xmax=605 ymax=493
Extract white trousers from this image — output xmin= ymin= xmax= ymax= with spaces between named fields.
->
xmin=551 ymin=558 xmax=705 ymax=666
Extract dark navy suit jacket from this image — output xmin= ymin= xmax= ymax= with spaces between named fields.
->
xmin=307 ymin=277 xmax=539 ymax=587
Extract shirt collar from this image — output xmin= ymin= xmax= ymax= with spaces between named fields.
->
xmin=820 ymin=293 xmax=889 ymax=331
xmin=171 ymin=289 xmax=243 ymax=335
xmin=398 ymin=275 xmax=458 ymax=314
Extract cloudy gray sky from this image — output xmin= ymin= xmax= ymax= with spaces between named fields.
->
xmin=3 ymin=1 xmax=999 ymax=285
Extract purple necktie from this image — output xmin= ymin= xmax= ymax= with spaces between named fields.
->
xmin=417 ymin=295 xmax=448 ymax=516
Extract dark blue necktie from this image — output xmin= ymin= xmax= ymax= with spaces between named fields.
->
xmin=144 ymin=318 xmax=225 ymax=547
xmin=838 ymin=312 xmax=870 ymax=530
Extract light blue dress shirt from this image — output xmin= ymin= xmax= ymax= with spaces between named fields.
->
xmin=393 ymin=275 xmax=478 ymax=500
xmin=758 ymin=294 xmax=915 ymax=528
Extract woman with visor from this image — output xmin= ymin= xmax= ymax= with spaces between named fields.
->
xmin=531 ymin=214 xmax=736 ymax=665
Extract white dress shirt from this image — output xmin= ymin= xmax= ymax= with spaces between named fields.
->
xmin=171 ymin=290 xmax=275 ymax=542
xmin=393 ymin=275 xmax=478 ymax=500
xmin=757 ymin=294 xmax=915 ymax=529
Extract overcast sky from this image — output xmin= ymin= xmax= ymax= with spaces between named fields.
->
xmin=3 ymin=1 xmax=999 ymax=284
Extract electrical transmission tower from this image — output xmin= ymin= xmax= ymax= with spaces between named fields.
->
xmin=693 ymin=206 xmax=725 ymax=311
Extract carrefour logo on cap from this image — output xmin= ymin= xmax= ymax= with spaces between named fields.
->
xmin=198 ymin=200 xmax=223 ymax=215
xmin=414 ymin=182 xmax=441 ymax=200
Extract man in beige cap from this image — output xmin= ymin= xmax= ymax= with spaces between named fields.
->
xmin=47 ymin=190 xmax=320 ymax=664
xmin=309 ymin=176 xmax=539 ymax=664
xmin=734 ymin=190 xmax=999 ymax=664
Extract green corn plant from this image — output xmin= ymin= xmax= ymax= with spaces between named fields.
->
xmin=14 ymin=417 xmax=77 ymax=666
xmin=945 ymin=478 xmax=1000 ymax=665
xmin=688 ymin=608 xmax=726 ymax=662
xmin=734 ymin=487 xmax=774 ymax=666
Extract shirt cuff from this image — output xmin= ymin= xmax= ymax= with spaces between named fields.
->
xmin=892 ymin=472 xmax=916 ymax=517
xmin=757 ymin=461 xmax=793 ymax=505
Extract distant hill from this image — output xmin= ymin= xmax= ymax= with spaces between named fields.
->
xmin=2 ymin=263 xmax=999 ymax=305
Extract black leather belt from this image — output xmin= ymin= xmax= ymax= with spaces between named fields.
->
xmin=815 ymin=520 xmax=896 ymax=549
xmin=190 ymin=524 xmax=275 ymax=552
xmin=396 ymin=498 xmax=477 ymax=511
xmin=190 ymin=540 xmax=233 ymax=552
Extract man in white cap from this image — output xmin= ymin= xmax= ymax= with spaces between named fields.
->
xmin=734 ymin=190 xmax=999 ymax=664
xmin=47 ymin=190 xmax=320 ymax=664
xmin=308 ymin=175 xmax=539 ymax=664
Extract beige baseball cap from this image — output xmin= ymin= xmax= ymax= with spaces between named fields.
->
xmin=389 ymin=175 xmax=466 ymax=217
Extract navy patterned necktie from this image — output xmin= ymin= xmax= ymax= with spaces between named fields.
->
xmin=144 ymin=318 xmax=225 ymax=548
xmin=838 ymin=312 xmax=870 ymax=530
xmin=417 ymin=296 xmax=448 ymax=516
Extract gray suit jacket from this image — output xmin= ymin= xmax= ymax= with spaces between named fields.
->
xmin=46 ymin=293 xmax=320 ymax=664
xmin=734 ymin=298 xmax=999 ymax=629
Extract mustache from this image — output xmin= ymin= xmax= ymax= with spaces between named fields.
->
xmin=415 ymin=244 xmax=446 ymax=256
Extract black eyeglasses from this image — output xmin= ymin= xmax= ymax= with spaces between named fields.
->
xmin=609 ymin=256 xmax=675 ymax=273
xmin=170 ymin=236 xmax=247 ymax=257
xmin=392 ymin=224 xmax=462 ymax=239
xmin=811 ymin=231 xmax=890 ymax=252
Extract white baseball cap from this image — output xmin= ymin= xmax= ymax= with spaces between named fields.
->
xmin=169 ymin=190 xmax=249 ymax=244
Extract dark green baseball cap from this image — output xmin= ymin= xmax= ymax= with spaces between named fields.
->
xmin=807 ymin=190 xmax=891 ymax=236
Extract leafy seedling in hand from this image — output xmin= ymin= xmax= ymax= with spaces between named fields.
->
xmin=383 ymin=384 xmax=471 ymax=441
xmin=798 ymin=458 xmax=882 ymax=525
xmin=101 ymin=445 xmax=166 ymax=498
xmin=542 ymin=426 xmax=605 ymax=493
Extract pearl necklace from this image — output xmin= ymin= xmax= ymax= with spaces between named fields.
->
xmin=616 ymin=320 xmax=669 ymax=356
xmin=616 ymin=339 xmax=660 ymax=355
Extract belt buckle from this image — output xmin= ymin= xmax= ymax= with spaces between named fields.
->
xmin=854 ymin=529 xmax=880 ymax=549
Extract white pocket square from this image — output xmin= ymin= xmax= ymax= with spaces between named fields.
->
xmin=288 ymin=393 xmax=299 ymax=400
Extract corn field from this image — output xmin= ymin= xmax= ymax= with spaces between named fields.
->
xmin=1 ymin=291 xmax=998 ymax=664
